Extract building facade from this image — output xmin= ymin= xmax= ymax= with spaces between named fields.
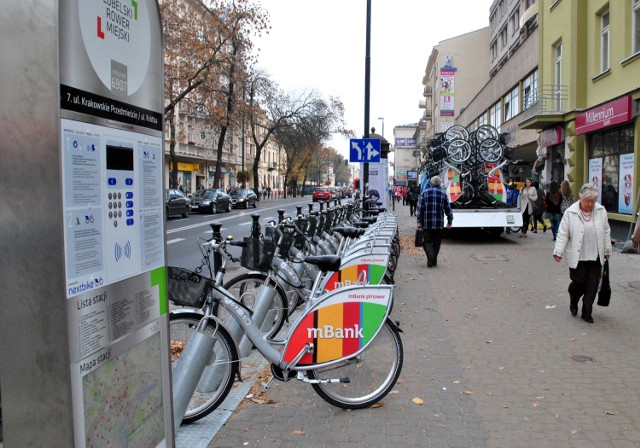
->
xmin=164 ymin=112 xmax=284 ymax=195
xmin=520 ymin=0 xmax=640 ymax=239
xmin=393 ymin=124 xmax=419 ymax=186
xmin=456 ymin=0 xmax=541 ymax=183
xmin=418 ymin=27 xmax=491 ymax=153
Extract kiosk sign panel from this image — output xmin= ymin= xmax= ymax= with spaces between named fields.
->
xmin=59 ymin=0 xmax=172 ymax=446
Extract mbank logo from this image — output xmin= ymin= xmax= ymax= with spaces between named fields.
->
xmin=307 ymin=325 xmax=364 ymax=339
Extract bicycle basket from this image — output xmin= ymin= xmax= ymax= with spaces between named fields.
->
xmin=166 ymin=267 xmax=211 ymax=308
xmin=240 ymin=237 xmax=276 ymax=271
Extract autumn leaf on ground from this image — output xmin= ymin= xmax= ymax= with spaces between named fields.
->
xmin=290 ymin=430 xmax=305 ymax=435
xmin=250 ymin=397 xmax=275 ymax=404
xmin=371 ymin=402 xmax=384 ymax=408
xmin=462 ymin=390 xmax=475 ymax=395
xmin=412 ymin=397 xmax=424 ymax=405
xmin=603 ymin=410 xmax=616 ymax=415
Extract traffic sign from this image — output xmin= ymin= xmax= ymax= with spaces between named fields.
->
xmin=349 ymin=138 xmax=381 ymax=163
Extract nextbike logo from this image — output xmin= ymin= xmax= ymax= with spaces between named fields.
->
xmin=97 ymin=0 xmax=139 ymax=41
xmin=308 ymin=325 xmax=364 ymax=339
xmin=68 ymin=276 xmax=104 ymax=296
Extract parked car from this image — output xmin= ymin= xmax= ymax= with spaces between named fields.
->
xmin=327 ymin=186 xmax=339 ymax=200
xmin=190 ymin=189 xmax=231 ymax=214
xmin=165 ymin=189 xmax=190 ymax=218
xmin=312 ymin=187 xmax=331 ymax=202
xmin=341 ymin=186 xmax=352 ymax=198
xmin=229 ymin=188 xmax=258 ymax=209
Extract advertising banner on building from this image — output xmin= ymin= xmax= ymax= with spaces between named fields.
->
xmin=619 ymin=153 xmax=635 ymax=215
xmin=589 ymin=158 xmax=603 ymax=201
xmin=440 ymin=68 xmax=456 ymax=116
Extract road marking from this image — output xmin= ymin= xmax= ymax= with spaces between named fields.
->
xmin=167 ymin=238 xmax=185 ymax=245
xmin=166 ymin=199 xmax=310 ymax=234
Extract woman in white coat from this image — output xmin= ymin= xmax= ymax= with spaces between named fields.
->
xmin=517 ymin=178 xmax=538 ymax=237
xmin=553 ymin=183 xmax=612 ymax=323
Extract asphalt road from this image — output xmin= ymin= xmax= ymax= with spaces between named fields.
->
xmin=165 ymin=196 xmax=323 ymax=270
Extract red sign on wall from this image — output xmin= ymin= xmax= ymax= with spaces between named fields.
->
xmin=540 ymin=125 xmax=564 ymax=147
xmin=575 ymin=96 xmax=633 ymax=135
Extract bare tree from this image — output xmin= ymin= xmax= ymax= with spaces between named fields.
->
xmin=161 ymin=0 xmax=268 ymax=188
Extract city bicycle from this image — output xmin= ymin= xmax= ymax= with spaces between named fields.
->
xmin=169 ymin=233 xmax=403 ymax=425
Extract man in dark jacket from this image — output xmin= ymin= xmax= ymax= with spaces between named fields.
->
xmin=417 ymin=176 xmax=453 ymax=267
xmin=407 ymin=185 xmax=420 ymax=216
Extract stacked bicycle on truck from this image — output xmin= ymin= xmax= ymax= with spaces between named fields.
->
xmin=421 ymin=124 xmax=523 ymax=235
xmin=167 ymin=198 xmax=403 ymax=426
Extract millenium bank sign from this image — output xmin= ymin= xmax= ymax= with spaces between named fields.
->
xmin=575 ymin=96 xmax=633 ymax=135
xmin=59 ymin=0 xmax=173 ymax=446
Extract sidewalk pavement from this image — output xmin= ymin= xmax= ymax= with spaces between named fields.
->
xmin=203 ymin=201 xmax=640 ymax=448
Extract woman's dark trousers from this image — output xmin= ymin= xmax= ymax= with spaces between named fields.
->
xmin=569 ymin=259 xmax=601 ymax=319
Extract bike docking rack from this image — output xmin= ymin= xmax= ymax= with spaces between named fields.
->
xmin=167 ymin=201 xmax=403 ymax=427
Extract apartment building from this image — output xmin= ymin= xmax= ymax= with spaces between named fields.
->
xmin=417 ymin=27 xmax=490 ymax=154
xmin=519 ymin=0 xmax=640 ymax=238
xmin=456 ymin=0 xmax=541 ymax=183
xmin=393 ymin=123 xmax=419 ymax=186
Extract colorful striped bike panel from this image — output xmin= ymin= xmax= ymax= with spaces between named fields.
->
xmin=282 ymin=285 xmax=392 ymax=366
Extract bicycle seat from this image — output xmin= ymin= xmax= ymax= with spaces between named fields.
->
xmin=304 ymin=255 xmax=341 ymax=272
xmin=354 ymin=221 xmax=370 ymax=229
xmin=360 ymin=216 xmax=378 ymax=224
xmin=333 ymin=226 xmax=364 ymax=238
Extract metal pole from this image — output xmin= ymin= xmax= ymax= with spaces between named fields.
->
xmin=363 ymin=0 xmax=371 ymax=202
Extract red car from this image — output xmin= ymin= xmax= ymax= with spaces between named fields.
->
xmin=312 ymin=187 xmax=331 ymax=202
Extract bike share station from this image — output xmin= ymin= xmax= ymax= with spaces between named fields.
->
xmin=0 ymin=0 xmax=174 ymax=446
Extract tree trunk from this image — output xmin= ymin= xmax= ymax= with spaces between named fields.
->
xmin=169 ymin=115 xmax=178 ymax=189
xmin=214 ymin=126 xmax=228 ymax=189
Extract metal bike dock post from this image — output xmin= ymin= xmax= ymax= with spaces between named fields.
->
xmin=0 ymin=1 xmax=175 ymax=446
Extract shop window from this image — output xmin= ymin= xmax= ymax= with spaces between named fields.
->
xmin=588 ymin=125 xmax=635 ymax=214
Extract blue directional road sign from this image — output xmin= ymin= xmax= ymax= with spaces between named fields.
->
xmin=349 ymin=138 xmax=381 ymax=163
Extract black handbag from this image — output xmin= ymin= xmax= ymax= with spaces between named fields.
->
xmin=597 ymin=260 xmax=611 ymax=307
xmin=415 ymin=229 xmax=424 ymax=247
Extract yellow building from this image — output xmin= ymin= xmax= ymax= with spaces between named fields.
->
xmin=520 ymin=0 xmax=640 ymax=239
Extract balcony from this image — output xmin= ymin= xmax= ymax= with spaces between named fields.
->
xmin=519 ymin=84 xmax=569 ymax=130
xmin=423 ymin=85 xmax=433 ymax=97
xmin=419 ymin=99 xmax=427 ymax=109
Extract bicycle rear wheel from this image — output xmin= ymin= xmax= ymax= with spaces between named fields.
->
xmin=307 ymin=318 xmax=403 ymax=409
xmin=169 ymin=313 xmax=238 ymax=424
xmin=223 ymin=273 xmax=288 ymax=338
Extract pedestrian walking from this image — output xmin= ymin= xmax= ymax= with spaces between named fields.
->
xmin=531 ymin=181 xmax=547 ymax=233
xmin=560 ymin=180 xmax=575 ymax=214
xmin=402 ymin=186 xmax=408 ymax=205
xmin=417 ymin=176 xmax=453 ymax=268
xmin=517 ymin=178 xmax=537 ymax=238
xmin=407 ymin=185 xmax=420 ymax=217
xmin=545 ymin=180 xmax=562 ymax=240
xmin=552 ymin=183 xmax=612 ymax=324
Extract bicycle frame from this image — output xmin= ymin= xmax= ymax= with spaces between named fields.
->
xmin=208 ymin=253 xmax=395 ymax=372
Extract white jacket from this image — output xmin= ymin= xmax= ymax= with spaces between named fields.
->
xmin=553 ymin=201 xmax=612 ymax=269
xmin=518 ymin=186 xmax=538 ymax=214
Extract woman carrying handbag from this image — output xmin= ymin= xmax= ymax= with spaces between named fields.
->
xmin=518 ymin=178 xmax=538 ymax=238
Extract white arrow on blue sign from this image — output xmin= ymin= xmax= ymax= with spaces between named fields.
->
xmin=349 ymin=138 xmax=381 ymax=163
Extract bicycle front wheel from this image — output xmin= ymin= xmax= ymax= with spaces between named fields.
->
xmin=170 ymin=313 xmax=238 ymax=424
xmin=308 ymin=318 xmax=403 ymax=409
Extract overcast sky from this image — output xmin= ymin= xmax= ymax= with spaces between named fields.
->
xmin=253 ymin=0 xmax=495 ymax=158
